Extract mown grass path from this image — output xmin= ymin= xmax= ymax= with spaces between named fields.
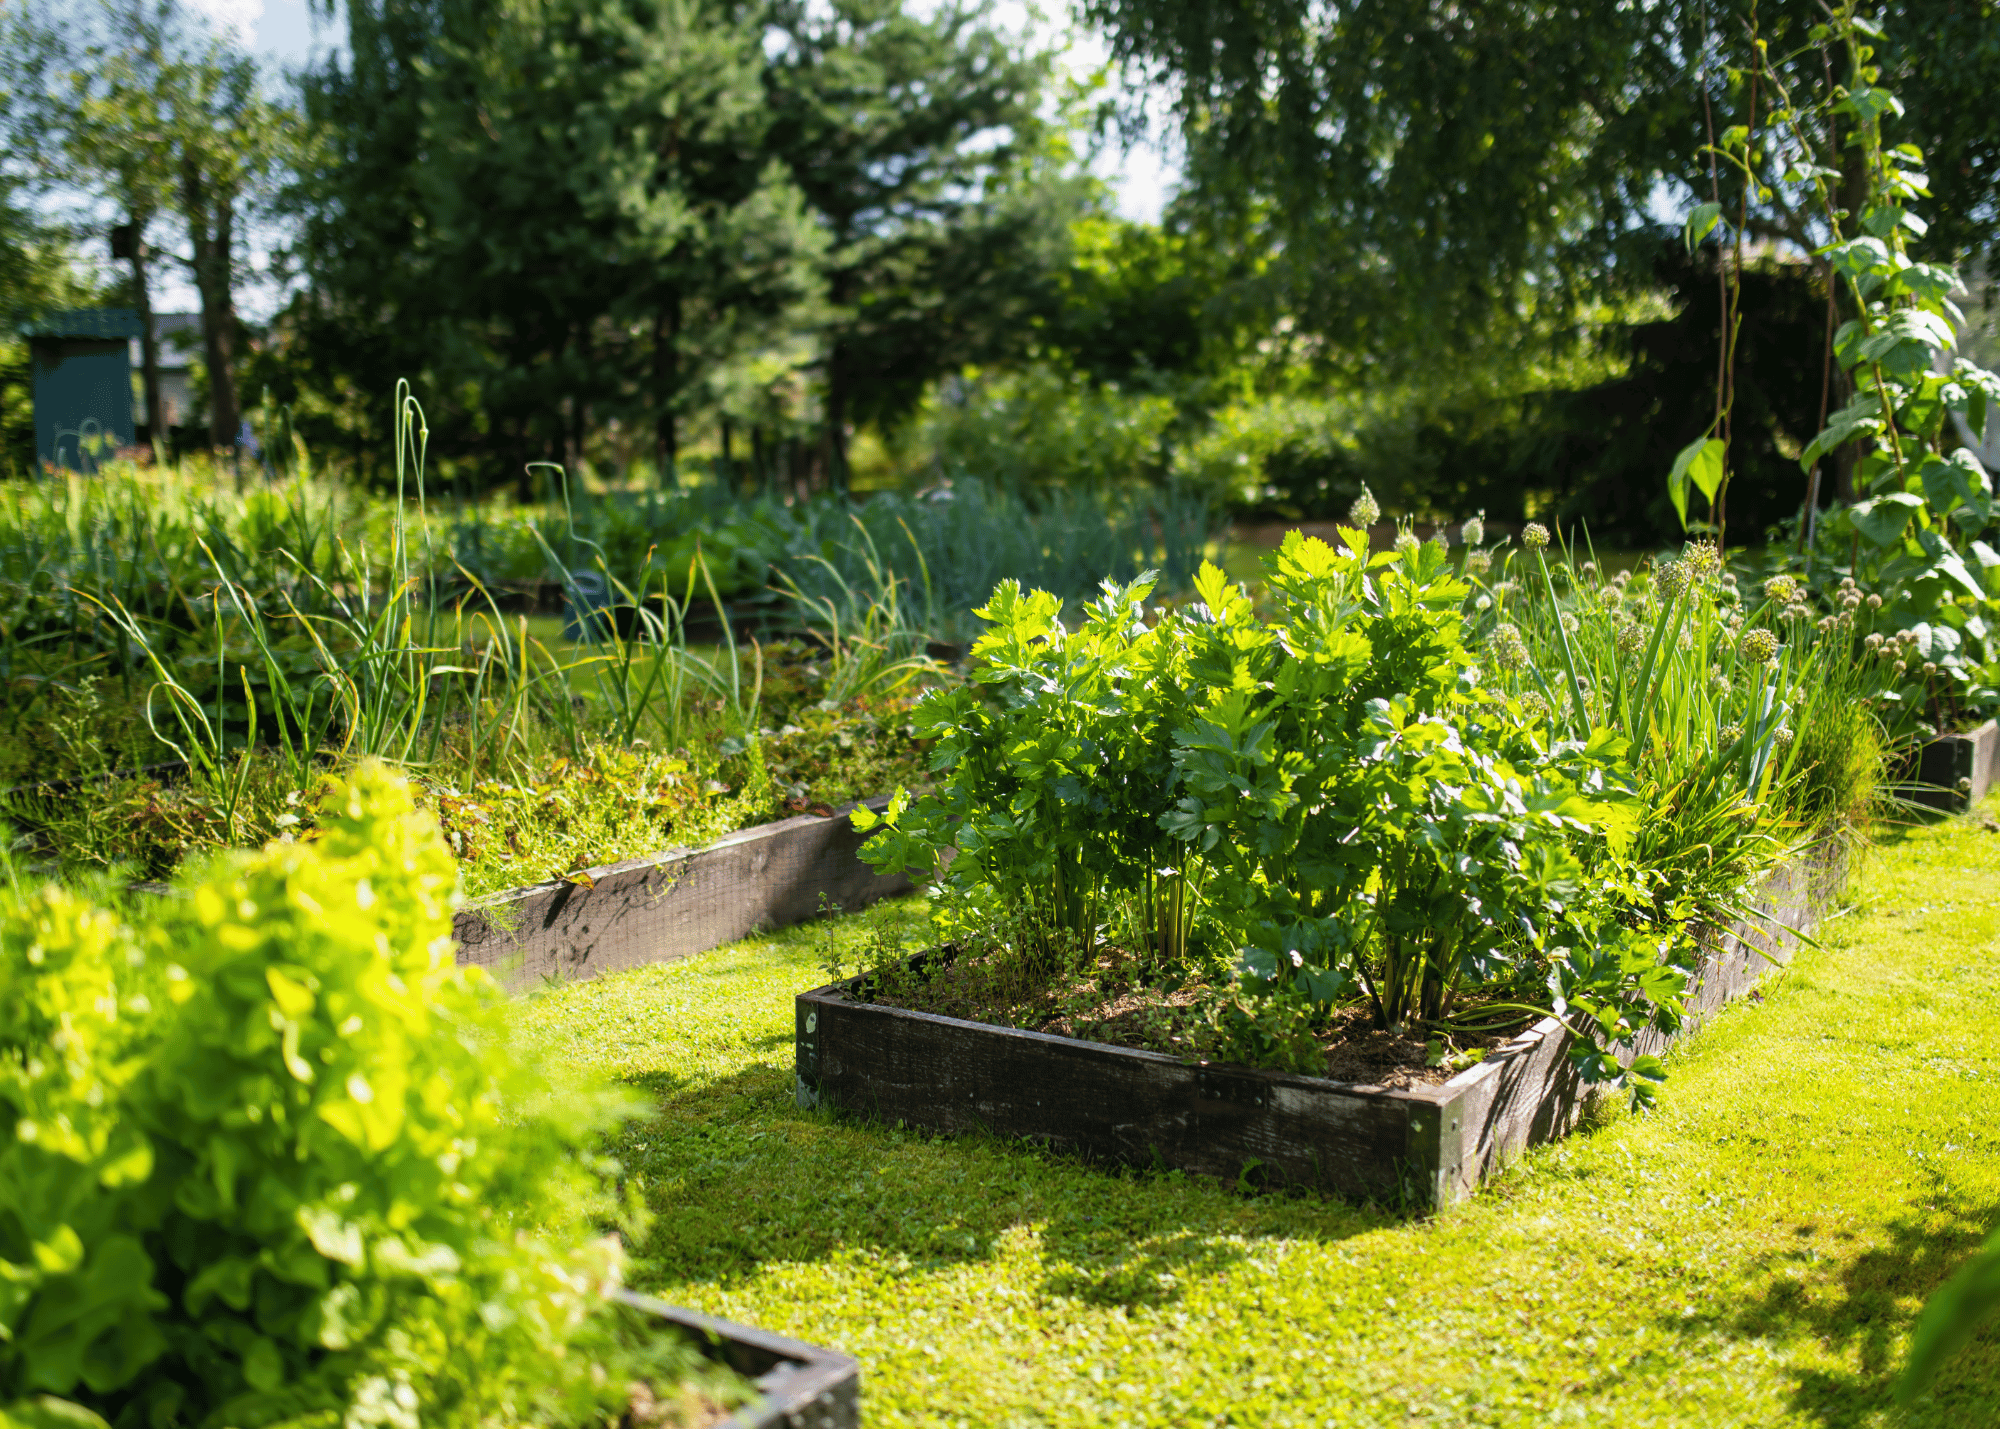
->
xmin=512 ymin=806 xmax=2000 ymax=1427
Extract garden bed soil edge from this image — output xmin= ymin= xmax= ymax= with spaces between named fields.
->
xmin=616 ymin=1289 xmax=860 ymax=1429
xmin=794 ymin=843 xmax=1847 ymax=1208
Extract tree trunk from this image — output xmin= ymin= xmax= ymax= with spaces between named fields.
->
xmin=128 ymin=215 xmax=163 ymax=443
xmin=822 ymin=341 xmax=849 ymax=494
xmin=653 ymin=291 xmax=681 ymax=486
xmin=182 ymin=159 xmax=240 ymax=451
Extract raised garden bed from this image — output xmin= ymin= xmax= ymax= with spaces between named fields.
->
xmin=618 ymin=1290 xmax=860 ymax=1429
xmin=456 ymin=796 xmax=908 ymax=992
xmin=1908 ymin=719 xmax=1999 ymax=812
xmin=794 ymin=843 xmax=1847 ymax=1209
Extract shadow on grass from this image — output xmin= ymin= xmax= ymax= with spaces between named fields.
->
xmin=1661 ymin=1199 xmax=2000 ymax=1428
xmin=616 ymin=1061 xmax=1395 ymax=1309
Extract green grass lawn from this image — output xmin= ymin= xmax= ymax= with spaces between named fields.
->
xmin=510 ymin=806 xmax=2000 ymax=1427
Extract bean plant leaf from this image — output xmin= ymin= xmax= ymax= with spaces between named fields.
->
xmin=1682 ymin=201 xmax=1723 ymax=252
xmin=1850 ymin=491 xmax=1927 ymax=546
xmin=1666 ymin=437 xmax=1725 ymax=528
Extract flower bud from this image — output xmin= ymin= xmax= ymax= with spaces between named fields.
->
xmin=1349 ymin=486 xmax=1381 ymax=529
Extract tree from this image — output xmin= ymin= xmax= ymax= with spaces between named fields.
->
xmin=298 ymin=0 xmax=823 ymax=489
xmin=760 ymin=0 xmax=1071 ymax=484
xmin=1081 ymin=0 xmax=2000 ymax=358
xmin=24 ymin=0 xmax=294 ymax=450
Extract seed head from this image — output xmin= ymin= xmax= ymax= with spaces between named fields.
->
xmin=1684 ymin=542 xmax=1722 ymax=578
xmin=1613 ymin=621 xmax=1643 ymax=652
xmin=1395 ymin=530 xmax=1420 ymax=558
xmin=1559 ymin=612 xmax=1580 ymax=636
xmin=1720 ymin=723 xmax=1744 ymax=744
xmin=1764 ymin=574 xmax=1800 ymax=604
xmin=1863 ymin=632 xmax=1884 ymax=650
xmin=1740 ymin=628 xmax=1780 ymax=665
xmin=1522 ymin=522 xmax=1551 ymax=550
xmin=1655 ymin=560 xmax=1692 ymax=600
xmin=1460 ymin=513 xmax=1486 ymax=548
xmin=1772 ymin=725 xmax=1795 ymax=748
xmin=1866 ymin=593 xmax=1883 ymax=609
xmin=1490 ymin=623 xmax=1530 ymax=670
xmin=1349 ymin=486 xmax=1381 ymax=529
xmin=1466 ymin=551 xmax=1492 ymax=575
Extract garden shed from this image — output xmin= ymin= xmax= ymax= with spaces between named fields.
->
xmin=22 ymin=307 xmax=142 ymax=471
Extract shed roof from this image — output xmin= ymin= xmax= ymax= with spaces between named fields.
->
xmin=20 ymin=308 xmax=144 ymax=339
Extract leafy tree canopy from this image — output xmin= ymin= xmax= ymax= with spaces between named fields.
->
xmin=1084 ymin=0 xmax=2000 ymax=358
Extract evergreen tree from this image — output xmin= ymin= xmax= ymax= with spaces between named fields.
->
xmin=298 ymin=0 xmax=823 ymax=487
xmin=760 ymin=0 xmax=1072 ymax=484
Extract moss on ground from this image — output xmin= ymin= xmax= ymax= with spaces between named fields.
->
xmin=510 ymin=805 xmax=2000 ymax=1427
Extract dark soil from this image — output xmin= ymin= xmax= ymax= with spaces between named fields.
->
xmin=856 ymin=946 xmax=1537 ymax=1088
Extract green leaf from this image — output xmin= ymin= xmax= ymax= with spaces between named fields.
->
xmin=1666 ymin=438 xmax=1724 ymax=528
xmin=1850 ymin=492 xmax=1927 ymax=546
xmin=1899 ymin=1232 xmax=2000 ymax=1400
xmin=1682 ymin=201 xmax=1723 ymax=252
xmin=0 ymin=1399 xmax=113 ymax=1429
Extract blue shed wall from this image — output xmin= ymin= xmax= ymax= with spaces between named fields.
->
xmin=31 ymin=338 xmax=136 ymax=471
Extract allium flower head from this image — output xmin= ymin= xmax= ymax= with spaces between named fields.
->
xmin=1466 ymin=551 xmax=1492 ymax=575
xmin=1395 ymin=529 xmax=1420 ymax=558
xmin=1520 ymin=691 xmax=1551 ymax=723
xmin=1720 ymin=723 xmax=1744 ymax=744
xmin=1655 ymin=560 xmax=1692 ymax=600
xmin=1349 ymin=485 xmax=1381 ymax=529
xmin=1764 ymin=574 xmax=1800 ymax=604
xmin=1616 ymin=620 xmax=1645 ymax=653
xmin=1772 ymin=725 xmax=1795 ymax=748
xmin=1684 ymin=542 xmax=1722 ymax=578
xmin=1866 ymin=593 xmax=1883 ymax=609
xmin=1522 ymin=522 xmax=1551 ymax=550
xmin=1461 ymin=512 xmax=1486 ymax=548
xmin=1490 ymin=623 xmax=1530 ymax=670
xmin=1559 ymin=612 xmax=1580 ymax=635
xmin=1740 ymin=627 xmax=1780 ymax=665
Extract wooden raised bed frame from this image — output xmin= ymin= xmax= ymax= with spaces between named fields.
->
xmin=453 ymin=796 xmax=909 ymax=993
xmin=619 ymin=1290 xmax=859 ymax=1429
xmin=1907 ymin=718 xmax=1998 ymax=812
xmin=795 ymin=846 xmax=1847 ymax=1209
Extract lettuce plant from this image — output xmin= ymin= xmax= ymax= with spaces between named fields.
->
xmin=0 ymin=763 xmax=681 ymax=1429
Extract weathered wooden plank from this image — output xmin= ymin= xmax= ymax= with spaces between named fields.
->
xmin=615 ymin=1290 xmax=859 ymax=1429
xmin=457 ymin=796 xmax=908 ymax=992
xmin=1909 ymin=720 xmax=1999 ymax=811
xmin=799 ymin=843 xmax=1847 ymax=1207
xmin=799 ymin=991 xmax=1422 ymax=1199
